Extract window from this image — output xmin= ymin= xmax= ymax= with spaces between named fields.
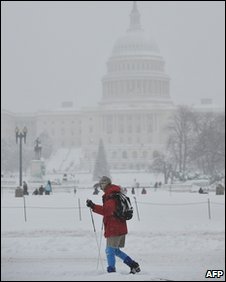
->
xmin=122 ymin=151 xmax=127 ymax=159
xmin=132 ymin=151 xmax=137 ymax=159
xmin=112 ymin=151 xmax=117 ymax=158
xmin=106 ymin=116 xmax=113 ymax=134
xmin=142 ymin=151 xmax=148 ymax=158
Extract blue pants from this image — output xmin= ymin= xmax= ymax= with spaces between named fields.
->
xmin=105 ymin=246 xmax=128 ymax=269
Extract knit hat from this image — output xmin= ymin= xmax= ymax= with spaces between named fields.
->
xmin=99 ymin=176 xmax=111 ymax=185
xmin=99 ymin=176 xmax=111 ymax=191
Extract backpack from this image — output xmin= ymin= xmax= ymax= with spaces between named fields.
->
xmin=110 ymin=192 xmax=133 ymax=220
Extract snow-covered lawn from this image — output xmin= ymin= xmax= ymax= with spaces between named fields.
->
xmin=1 ymin=187 xmax=225 ymax=281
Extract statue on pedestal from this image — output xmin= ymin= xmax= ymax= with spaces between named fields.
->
xmin=34 ymin=138 xmax=42 ymax=160
xmin=30 ymin=137 xmax=45 ymax=180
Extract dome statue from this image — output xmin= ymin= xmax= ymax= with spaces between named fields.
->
xmin=112 ymin=1 xmax=160 ymax=57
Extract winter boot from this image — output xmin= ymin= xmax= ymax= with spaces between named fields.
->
xmin=123 ymin=256 xmax=141 ymax=274
xmin=129 ymin=261 xmax=140 ymax=274
xmin=107 ymin=266 xmax=116 ymax=273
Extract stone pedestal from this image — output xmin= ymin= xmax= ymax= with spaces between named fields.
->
xmin=30 ymin=160 xmax=45 ymax=179
xmin=216 ymin=184 xmax=224 ymax=195
xmin=15 ymin=187 xmax=23 ymax=197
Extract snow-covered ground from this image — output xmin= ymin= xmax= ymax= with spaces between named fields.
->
xmin=1 ymin=182 xmax=225 ymax=281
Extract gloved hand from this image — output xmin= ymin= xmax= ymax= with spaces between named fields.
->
xmin=86 ymin=199 xmax=95 ymax=209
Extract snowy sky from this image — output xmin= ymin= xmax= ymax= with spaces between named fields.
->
xmin=1 ymin=1 xmax=225 ymax=113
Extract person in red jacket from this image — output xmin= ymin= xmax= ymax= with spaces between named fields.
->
xmin=86 ymin=176 xmax=140 ymax=274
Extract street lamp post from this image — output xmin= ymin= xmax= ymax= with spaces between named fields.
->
xmin=15 ymin=126 xmax=28 ymax=186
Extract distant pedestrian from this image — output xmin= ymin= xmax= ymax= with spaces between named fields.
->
xmin=199 ymin=187 xmax=204 ymax=194
xmin=23 ymin=181 xmax=29 ymax=195
xmin=39 ymin=185 xmax=44 ymax=195
xmin=93 ymin=183 xmax=99 ymax=195
xmin=32 ymin=188 xmax=39 ymax=195
xmin=123 ymin=187 xmax=128 ymax=194
xmin=45 ymin=180 xmax=52 ymax=195
xmin=93 ymin=187 xmax=99 ymax=195
xmin=199 ymin=187 xmax=208 ymax=194
xmin=141 ymin=187 xmax=147 ymax=194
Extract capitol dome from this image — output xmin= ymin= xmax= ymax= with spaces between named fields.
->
xmin=112 ymin=30 xmax=160 ymax=57
xmin=112 ymin=1 xmax=160 ymax=57
xmin=101 ymin=1 xmax=173 ymax=108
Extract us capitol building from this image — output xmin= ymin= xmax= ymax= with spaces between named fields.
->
xmin=2 ymin=2 xmax=175 ymax=172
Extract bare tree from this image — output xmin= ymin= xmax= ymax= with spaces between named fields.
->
xmin=151 ymin=150 xmax=175 ymax=184
xmin=167 ymin=106 xmax=194 ymax=179
xmin=192 ymin=112 xmax=225 ymax=177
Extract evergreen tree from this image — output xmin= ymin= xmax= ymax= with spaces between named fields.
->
xmin=93 ymin=139 xmax=111 ymax=181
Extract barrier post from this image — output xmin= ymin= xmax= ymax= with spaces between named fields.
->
xmin=23 ymin=196 xmax=27 ymax=222
xmin=78 ymin=198 xmax=82 ymax=221
xmin=207 ymin=198 xmax=211 ymax=220
xmin=133 ymin=196 xmax=140 ymax=221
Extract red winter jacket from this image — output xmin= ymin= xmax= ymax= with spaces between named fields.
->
xmin=92 ymin=184 xmax=128 ymax=238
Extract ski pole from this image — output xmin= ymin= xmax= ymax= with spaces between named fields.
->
xmin=96 ymin=220 xmax=104 ymax=270
xmin=89 ymin=207 xmax=96 ymax=232
xmin=89 ymin=209 xmax=104 ymax=272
